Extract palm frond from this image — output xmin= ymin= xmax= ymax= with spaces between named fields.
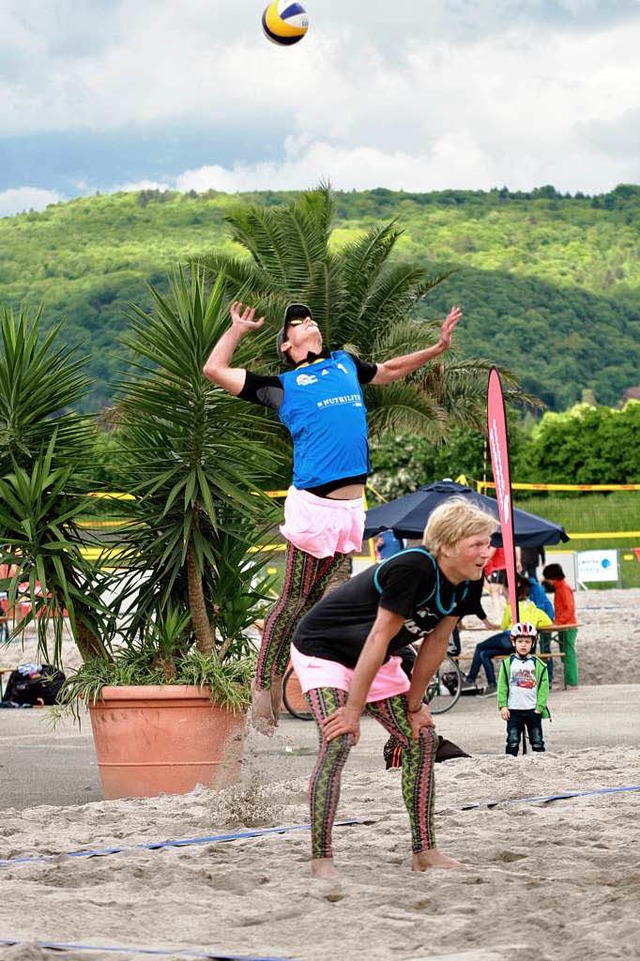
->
xmin=0 ymin=305 xmax=95 ymax=475
xmin=0 ymin=436 xmax=115 ymax=664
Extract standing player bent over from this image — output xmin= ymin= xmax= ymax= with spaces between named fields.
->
xmin=291 ymin=498 xmax=496 ymax=876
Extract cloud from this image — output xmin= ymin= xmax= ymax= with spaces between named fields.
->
xmin=168 ymin=128 xmax=635 ymax=197
xmin=161 ymin=17 xmax=640 ymax=195
xmin=0 ymin=187 xmax=62 ymax=218
xmin=0 ymin=1 xmax=639 ymax=196
xmin=2 ymin=1 xmax=639 ymax=136
xmin=171 ymin=135 xmax=489 ymax=193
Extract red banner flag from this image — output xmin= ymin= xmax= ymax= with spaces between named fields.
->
xmin=487 ymin=368 xmax=519 ymax=624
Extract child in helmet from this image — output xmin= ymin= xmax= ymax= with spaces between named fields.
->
xmin=497 ymin=622 xmax=550 ymax=756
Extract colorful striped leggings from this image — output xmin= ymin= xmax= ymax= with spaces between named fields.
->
xmin=255 ymin=543 xmax=347 ymax=689
xmin=305 ymin=688 xmax=438 ymax=859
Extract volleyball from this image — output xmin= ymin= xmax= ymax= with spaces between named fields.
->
xmin=262 ymin=1 xmax=309 ymax=46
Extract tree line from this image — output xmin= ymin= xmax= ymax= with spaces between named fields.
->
xmin=1 ymin=185 xmax=640 ymax=411
xmin=369 ymin=401 xmax=640 ymax=500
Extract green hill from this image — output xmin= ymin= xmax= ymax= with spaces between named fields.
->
xmin=2 ymin=185 xmax=639 ymax=411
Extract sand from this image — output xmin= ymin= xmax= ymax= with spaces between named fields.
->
xmin=1 ymin=588 xmax=639 ymax=961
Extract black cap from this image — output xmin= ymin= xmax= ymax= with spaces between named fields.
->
xmin=276 ymin=303 xmax=313 ymax=364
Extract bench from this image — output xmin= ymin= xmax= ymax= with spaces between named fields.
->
xmin=451 ymin=652 xmax=567 ymax=689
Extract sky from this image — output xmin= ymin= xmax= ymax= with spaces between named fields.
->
xmin=1 ymin=0 xmax=640 ymax=217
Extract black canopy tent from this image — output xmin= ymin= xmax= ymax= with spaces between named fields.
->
xmin=364 ymin=480 xmax=569 ymax=547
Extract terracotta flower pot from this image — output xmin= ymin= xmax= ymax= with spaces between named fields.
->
xmin=88 ymin=685 xmax=245 ymax=800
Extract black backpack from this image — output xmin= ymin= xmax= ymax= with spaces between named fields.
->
xmin=2 ymin=664 xmax=66 ymax=706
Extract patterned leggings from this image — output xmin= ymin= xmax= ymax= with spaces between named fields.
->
xmin=305 ymin=688 xmax=438 ymax=859
xmin=255 ymin=543 xmax=346 ymax=689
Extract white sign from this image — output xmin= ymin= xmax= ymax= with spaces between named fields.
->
xmin=577 ymin=550 xmax=618 ymax=583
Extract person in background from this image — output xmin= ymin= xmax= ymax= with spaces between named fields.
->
xmin=0 ymin=559 xmax=16 ymax=644
xmin=497 ymin=622 xmax=550 ymax=756
xmin=528 ymin=574 xmax=554 ymax=620
xmin=483 ymin=544 xmax=506 ymax=622
xmin=542 ymin=563 xmax=579 ymax=688
xmin=519 ymin=544 xmax=546 ymax=580
xmin=0 ymin=593 xmax=8 ymax=643
xmin=375 ymin=529 xmax=404 ymax=561
xmin=462 ymin=573 xmax=552 ymax=697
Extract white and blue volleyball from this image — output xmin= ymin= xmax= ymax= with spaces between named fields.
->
xmin=262 ymin=1 xmax=309 ymax=46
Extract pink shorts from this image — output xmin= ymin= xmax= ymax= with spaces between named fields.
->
xmin=280 ymin=486 xmax=365 ymax=559
xmin=290 ymin=645 xmax=410 ymax=702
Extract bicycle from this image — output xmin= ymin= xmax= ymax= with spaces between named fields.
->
xmin=423 ymin=654 xmax=462 ymax=714
xmin=282 ymin=666 xmax=313 ymax=720
xmin=282 ymin=651 xmax=462 ymax=720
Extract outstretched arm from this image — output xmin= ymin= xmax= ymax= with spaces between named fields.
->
xmin=370 ymin=306 xmax=462 ymax=386
xmin=202 ymin=301 xmax=264 ymax=395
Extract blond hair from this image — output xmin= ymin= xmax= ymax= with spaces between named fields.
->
xmin=423 ymin=497 xmax=496 ymax=555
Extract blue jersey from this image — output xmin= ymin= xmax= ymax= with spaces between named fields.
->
xmin=277 ymin=351 xmax=370 ymax=489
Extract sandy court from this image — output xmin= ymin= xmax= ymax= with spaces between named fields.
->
xmin=0 ymin=589 xmax=639 ymax=960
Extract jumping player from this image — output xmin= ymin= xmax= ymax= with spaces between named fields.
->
xmin=203 ymin=300 xmax=462 ymax=733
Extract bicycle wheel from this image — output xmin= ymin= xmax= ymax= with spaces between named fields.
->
xmin=282 ymin=667 xmax=314 ymax=721
xmin=425 ymin=656 xmax=462 ymax=715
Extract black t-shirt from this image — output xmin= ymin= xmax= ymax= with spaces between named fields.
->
xmin=293 ymin=547 xmax=485 ymax=669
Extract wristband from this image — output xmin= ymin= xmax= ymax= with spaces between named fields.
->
xmin=407 ymin=704 xmax=423 ymax=713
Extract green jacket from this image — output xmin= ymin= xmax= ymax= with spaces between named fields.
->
xmin=497 ymin=654 xmax=550 ymax=719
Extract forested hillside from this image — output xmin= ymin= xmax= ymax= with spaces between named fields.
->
xmin=1 ymin=184 xmax=639 ymax=411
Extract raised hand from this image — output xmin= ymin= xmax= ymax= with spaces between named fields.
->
xmin=438 ymin=305 xmax=463 ymax=349
xmin=229 ymin=301 xmax=265 ymax=334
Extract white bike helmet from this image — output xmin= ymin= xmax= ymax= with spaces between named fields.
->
xmin=510 ymin=621 xmax=538 ymax=651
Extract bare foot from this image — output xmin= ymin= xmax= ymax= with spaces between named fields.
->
xmin=412 ymin=849 xmax=463 ymax=871
xmin=270 ymin=675 xmax=284 ymax=720
xmin=251 ymin=682 xmax=276 ymax=736
xmin=311 ymin=858 xmax=339 ymax=879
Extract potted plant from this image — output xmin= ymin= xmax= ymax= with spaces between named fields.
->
xmin=0 ymin=274 xmax=282 ymax=799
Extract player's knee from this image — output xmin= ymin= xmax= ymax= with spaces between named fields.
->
xmin=411 ymin=724 xmax=437 ymax=758
xmin=323 ymin=732 xmax=353 ymax=762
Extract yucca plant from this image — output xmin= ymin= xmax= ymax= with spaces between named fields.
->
xmin=0 ymin=306 xmax=114 ymax=664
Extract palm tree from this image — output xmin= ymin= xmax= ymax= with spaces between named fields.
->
xmin=195 ymin=184 xmax=516 ymax=445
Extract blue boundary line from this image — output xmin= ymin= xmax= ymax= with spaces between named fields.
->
xmin=461 ymin=784 xmax=640 ymax=810
xmin=0 ymin=818 xmax=371 ymax=868
xmin=0 ymin=939 xmax=293 ymax=960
